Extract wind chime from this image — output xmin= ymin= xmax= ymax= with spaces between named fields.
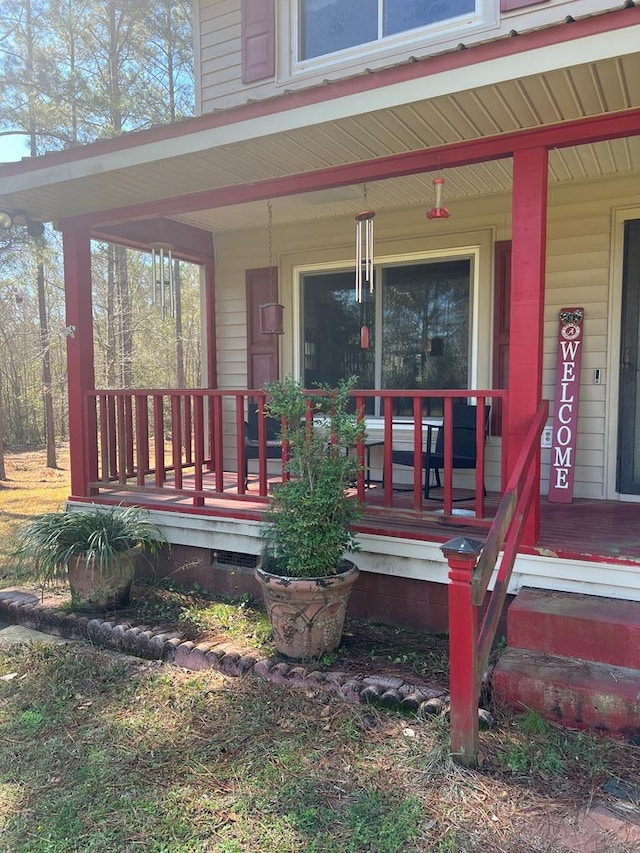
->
xmin=426 ymin=176 xmax=450 ymax=220
xmin=259 ymin=198 xmax=285 ymax=335
xmin=355 ymin=185 xmax=375 ymax=349
xmin=150 ymin=241 xmax=175 ymax=320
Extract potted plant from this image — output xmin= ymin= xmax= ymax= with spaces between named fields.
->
xmin=14 ymin=504 xmax=166 ymax=610
xmin=256 ymin=376 xmax=365 ymax=659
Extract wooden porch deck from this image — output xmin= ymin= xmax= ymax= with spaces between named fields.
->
xmin=82 ymin=470 xmax=640 ymax=567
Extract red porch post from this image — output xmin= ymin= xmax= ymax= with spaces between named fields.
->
xmin=62 ymin=224 xmax=97 ymax=497
xmin=204 ymin=253 xmax=217 ymax=389
xmin=507 ymin=147 xmax=548 ymax=546
xmin=442 ymin=536 xmax=484 ymax=768
xmin=204 ymin=253 xmax=217 ymax=473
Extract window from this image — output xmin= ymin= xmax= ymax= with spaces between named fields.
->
xmin=302 ymin=270 xmax=375 ymax=390
xmin=299 ymin=0 xmax=477 ymax=62
xmin=302 ymin=258 xmax=472 ymax=414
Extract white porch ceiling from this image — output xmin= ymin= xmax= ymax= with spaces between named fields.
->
xmin=1 ymin=51 xmax=639 ymax=232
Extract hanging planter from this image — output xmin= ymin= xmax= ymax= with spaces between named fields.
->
xmin=259 ymin=199 xmax=284 ymax=335
xmin=259 ymin=301 xmax=284 ymax=335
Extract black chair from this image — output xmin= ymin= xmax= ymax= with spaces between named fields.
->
xmin=390 ymin=447 xmax=429 ymax=490
xmin=244 ymin=403 xmax=283 ymax=486
xmin=424 ymin=404 xmax=490 ymax=500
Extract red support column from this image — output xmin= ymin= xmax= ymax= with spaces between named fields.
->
xmin=442 ymin=536 xmax=483 ymax=768
xmin=507 ymin=147 xmax=548 ymax=547
xmin=62 ymin=225 xmax=97 ymax=498
xmin=204 ymin=254 xmax=217 ymax=389
xmin=204 ymin=254 xmax=217 ymax=476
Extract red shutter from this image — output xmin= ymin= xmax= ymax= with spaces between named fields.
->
xmin=492 ymin=241 xmax=511 ymax=437
xmin=246 ymin=267 xmax=280 ymax=389
xmin=241 ymin=0 xmax=275 ymax=84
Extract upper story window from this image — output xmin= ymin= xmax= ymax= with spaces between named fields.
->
xmin=298 ymin=0 xmax=480 ymax=64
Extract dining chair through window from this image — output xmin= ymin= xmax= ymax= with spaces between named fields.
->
xmin=244 ymin=403 xmax=283 ymax=487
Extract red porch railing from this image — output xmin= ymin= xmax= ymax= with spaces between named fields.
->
xmin=83 ymin=387 xmax=505 ymax=520
xmin=441 ymin=400 xmax=548 ymax=767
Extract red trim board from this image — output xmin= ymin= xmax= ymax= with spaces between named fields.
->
xmin=1 ymin=7 xmax=638 ymax=181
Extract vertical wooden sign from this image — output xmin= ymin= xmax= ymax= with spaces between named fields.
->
xmin=548 ymin=308 xmax=584 ymax=503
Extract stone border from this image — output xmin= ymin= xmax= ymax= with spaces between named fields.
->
xmin=0 ymin=589 xmax=453 ymax=715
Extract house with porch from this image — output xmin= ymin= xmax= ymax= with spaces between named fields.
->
xmin=1 ymin=0 xmax=640 ymax=751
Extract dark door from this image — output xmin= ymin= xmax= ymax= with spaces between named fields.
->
xmin=618 ymin=219 xmax=640 ymax=494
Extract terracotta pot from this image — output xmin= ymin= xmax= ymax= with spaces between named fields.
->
xmin=67 ymin=545 xmax=141 ymax=611
xmin=255 ymin=561 xmax=359 ymax=659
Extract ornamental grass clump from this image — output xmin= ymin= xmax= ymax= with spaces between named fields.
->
xmin=260 ymin=376 xmax=365 ymax=579
xmin=14 ymin=504 xmax=166 ymax=587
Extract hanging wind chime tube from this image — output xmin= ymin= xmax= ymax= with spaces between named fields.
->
xmin=259 ymin=198 xmax=285 ymax=335
xmin=426 ymin=177 xmax=450 ymax=220
xmin=355 ymin=210 xmax=375 ymax=303
xmin=150 ymin=241 xmax=175 ymax=320
xmin=355 ymin=207 xmax=375 ymax=349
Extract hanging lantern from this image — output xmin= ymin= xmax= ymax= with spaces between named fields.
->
xmin=426 ymin=177 xmax=450 ymax=220
xmin=259 ymin=302 xmax=284 ymax=335
xmin=150 ymin=241 xmax=175 ymax=320
xmin=259 ymin=198 xmax=284 ymax=335
xmin=355 ymin=209 xmax=375 ymax=303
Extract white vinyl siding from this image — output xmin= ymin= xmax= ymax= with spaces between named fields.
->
xmin=211 ymin=171 xmax=640 ymax=499
xmin=197 ymin=0 xmax=623 ymax=114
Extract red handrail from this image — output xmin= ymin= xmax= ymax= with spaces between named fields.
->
xmin=443 ymin=399 xmax=548 ymax=767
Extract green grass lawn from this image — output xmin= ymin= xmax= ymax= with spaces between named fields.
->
xmin=1 ymin=642 xmax=639 ymax=853
xmin=0 ymin=447 xmax=70 ymax=587
xmin=1 ymin=449 xmax=639 ymax=852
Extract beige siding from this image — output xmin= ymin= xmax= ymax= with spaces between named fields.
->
xmin=541 ymin=183 xmax=620 ymax=498
xmin=211 ymin=172 xmax=640 ymax=499
xmin=197 ymin=0 xmax=622 ymax=114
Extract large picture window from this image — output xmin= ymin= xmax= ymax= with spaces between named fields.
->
xmin=302 ymin=258 xmax=472 ymax=414
xmin=299 ymin=0 xmax=477 ymax=62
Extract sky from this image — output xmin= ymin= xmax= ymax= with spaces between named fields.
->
xmin=0 ymin=134 xmax=31 ymax=164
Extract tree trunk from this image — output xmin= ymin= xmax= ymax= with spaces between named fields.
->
xmin=174 ymin=259 xmax=185 ymax=388
xmin=37 ymin=260 xmax=57 ymax=468
xmin=28 ymin=0 xmax=56 ymax=467
xmin=0 ymin=382 xmax=6 ymax=481
xmin=106 ymin=246 xmax=117 ymax=386
xmin=116 ymin=245 xmax=133 ymax=388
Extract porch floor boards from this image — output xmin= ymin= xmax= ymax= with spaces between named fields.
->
xmin=86 ymin=471 xmax=640 ymax=567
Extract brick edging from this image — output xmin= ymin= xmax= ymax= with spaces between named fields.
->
xmin=0 ymin=589 xmax=452 ymax=715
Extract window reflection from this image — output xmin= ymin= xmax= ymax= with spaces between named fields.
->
xmin=302 ymin=259 xmax=471 ymax=415
xmin=382 ymin=261 xmax=470 ymax=415
xmin=302 ymin=271 xmax=375 ymax=391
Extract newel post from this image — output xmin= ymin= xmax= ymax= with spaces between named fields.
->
xmin=441 ymin=536 xmax=484 ymax=768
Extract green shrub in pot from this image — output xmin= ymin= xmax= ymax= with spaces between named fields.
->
xmin=256 ymin=376 xmax=365 ymax=658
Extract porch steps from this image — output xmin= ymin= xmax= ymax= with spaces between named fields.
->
xmin=491 ymin=588 xmax=640 ymax=739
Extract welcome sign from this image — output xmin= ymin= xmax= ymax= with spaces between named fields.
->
xmin=548 ymin=307 xmax=584 ymax=503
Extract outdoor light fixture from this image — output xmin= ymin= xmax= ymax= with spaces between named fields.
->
xmin=0 ymin=209 xmax=44 ymax=235
xmin=426 ymin=177 xmax=450 ymax=220
xmin=26 ymin=216 xmax=44 ymax=237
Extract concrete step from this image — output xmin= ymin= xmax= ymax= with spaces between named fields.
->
xmin=492 ymin=647 xmax=640 ymax=738
xmin=506 ymin=588 xmax=640 ymax=670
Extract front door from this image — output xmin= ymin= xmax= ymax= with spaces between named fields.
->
xmin=618 ymin=219 xmax=640 ymax=494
